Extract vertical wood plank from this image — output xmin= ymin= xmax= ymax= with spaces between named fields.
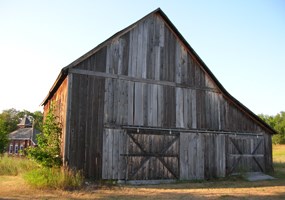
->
xmin=102 ymin=129 xmax=108 ymax=179
xmin=107 ymin=129 xmax=113 ymax=179
xmin=152 ymin=84 xmax=158 ymax=127
xmin=112 ymin=130 xmax=119 ymax=179
xmin=183 ymin=88 xmax=189 ymax=129
xmin=191 ymin=90 xmax=197 ymax=129
xmin=179 ymin=133 xmax=188 ymax=180
xmin=157 ymin=85 xmax=164 ymax=127
xmin=175 ymin=42 xmax=182 ymax=84
xmin=64 ymin=74 xmax=73 ymax=166
xmin=127 ymin=81 xmax=134 ymax=125
xmin=147 ymin=84 xmax=153 ymax=126
xmin=134 ymin=82 xmax=143 ymax=125
xmin=197 ymin=133 xmax=204 ymax=179
xmin=175 ymin=87 xmax=184 ymax=128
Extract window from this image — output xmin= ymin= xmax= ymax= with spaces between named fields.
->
xmin=15 ymin=144 xmax=18 ymax=154
xmin=20 ymin=145 xmax=24 ymax=155
xmin=9 ymin=144 xmax=13 ymax=154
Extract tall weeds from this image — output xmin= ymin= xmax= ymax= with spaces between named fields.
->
xmin=0 ymin=155 xmax=38 ymax=176
xmin=0 ymin=155 xmax=84 ymax=190
xmin=23 ymin=167 xmax=84 ymax=190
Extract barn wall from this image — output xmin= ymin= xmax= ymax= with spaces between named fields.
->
xmin=102 ymin=130 xmax=269 ymax=181
xmin=63 ymin=12 xmax=273 ymax=180
xmin=43 ymin=77 xmax=68 ymax=157
xmin=263 ymin=132 xmax=273 ymax=172
xmin=102 ymin=128 xmax=180 ymax=180
xmin=71 ymin=13 xmax=267 ymax=134
xmin=66 ymin=74 xmax=105 ymax=179
xmin=102 ymin=129 xmax=127 ymax=179
xmin=180 ymin=132 xmax=226 ymax=180
xmin=226 ymin=134 xmax=266 ymax=174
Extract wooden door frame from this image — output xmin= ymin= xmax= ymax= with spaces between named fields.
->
xmin=121 ymin=130 xmax=180 ymax=180
xmin=227 ymin=135 xmax=265 ymax=175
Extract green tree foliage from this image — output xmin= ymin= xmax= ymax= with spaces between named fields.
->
xmin=259 ymin=111 xmax=285 ymax=144
xmin=26 ymin=105 xmax=62 ymax=167
xmin=0 ymin=109 xmax=19 ymax=154
xmin=0 ymin=129 xmax=9 ymax=155
xmin=0 ymin=108 xmax=19 ymax=133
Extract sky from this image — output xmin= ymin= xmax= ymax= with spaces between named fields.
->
xmin=0 ymin=0 xmax=284 ymax=116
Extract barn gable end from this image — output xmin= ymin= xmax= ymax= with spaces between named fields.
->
xmin=42 ymin=8 xmax=275 ymax=181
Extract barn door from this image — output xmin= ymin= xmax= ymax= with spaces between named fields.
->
xmin=122 ymin=131 xmax=179 ymax=180
xmin=226 ymin=135 xmax=265 ymax=175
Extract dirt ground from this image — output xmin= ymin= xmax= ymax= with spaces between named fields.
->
xmin=1 ymin=175 xmax=285 ymax=200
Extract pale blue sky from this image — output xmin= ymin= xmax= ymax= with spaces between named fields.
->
xmin=0 ymin=0 xmax=284 ymax=115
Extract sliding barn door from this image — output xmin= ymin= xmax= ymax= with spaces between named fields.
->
xmin=124 ymin=131 xmax=179 ymax=180
xmin=226 ymin=135 xmax=265 ymax=175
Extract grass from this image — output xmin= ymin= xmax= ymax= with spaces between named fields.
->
xmin=273 ymin=145 xmax=285 ymax=179
xmin=273 ymin=145 xmax=285 ymax=161
xmin=0 ymin=154 xmax=84 ymax=190
xmin=0 ymin=154 xmax=38 ymax=175
xmin=0 ymin=145 xmax=284 ymax=199
xmin=23 ymin=167 xmax=84 ymax=190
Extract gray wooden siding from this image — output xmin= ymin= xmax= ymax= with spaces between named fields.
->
xmin=180 ymin=133 xmax=226 ymax=180
xmin=102 ymin=130 xmax=267 ymax=180
xmin=102 ymin=129 xmax=127 ymax=179
xmin=62 ymin=12 xmax=273 ymax=180
xmin=72 ymin=13 xmax=265 ymax=133
xmin=179 ymin=132 xmax=269 ymax=180
xmin=226 ymin=135 xmax=266 ymax=174
xmin=67 ymin=74 xmax=105 ymax=179
xmin=102 ymin=129 xmax=179 ymax=180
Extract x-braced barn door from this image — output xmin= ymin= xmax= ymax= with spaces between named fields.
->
xmin=122 ymin=131 xmax=179 ymax=180
xmin=226 ymin=135 xmax=265 ymax=175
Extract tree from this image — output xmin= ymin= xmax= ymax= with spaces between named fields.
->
xmin=0 ymin=109 xmax=19 ymax=155
xmin=0 ymin=129 xmax=8 ymax=155
xmin=0 ymin=108 xmax=19 ymax=133
xmin=259 ymin=111 xmax=285 ymax=144
xmin=32 ymin=111 xmax=43 ymax=132
xmin=26 ymin=105 xmax=62 ymax=167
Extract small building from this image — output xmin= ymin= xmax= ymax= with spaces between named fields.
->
xmin=8 ymin=116 xmax=40 ymax=155
xmin=42 ymin=8 xmax=276 ymax=181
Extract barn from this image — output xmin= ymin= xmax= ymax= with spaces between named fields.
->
xmin=42 ymin=8 xmax=276 ymax=181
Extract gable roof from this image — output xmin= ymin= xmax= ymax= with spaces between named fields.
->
xmin=42 ymin=8 xmax=276 ymax=134
xmin=9 ymin=128 xmax=40 ymax=145
xmin=17 ymin=116 xmax=32 ymax=128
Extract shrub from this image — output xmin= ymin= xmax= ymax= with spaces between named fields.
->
xmin=26 ymin=104 xmax=62 ymax=167
xmin=24 ymin=167 xmax=84 ymax=190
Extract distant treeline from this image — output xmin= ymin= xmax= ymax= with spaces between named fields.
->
xmin=259 ymin=111 xmax=285 ymax=144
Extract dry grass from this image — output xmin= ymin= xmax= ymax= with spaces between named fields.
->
xmin=0 ymin=145 xmax=285 ymax=200
xmin=1 ymin=177 xmax=285 ymax=200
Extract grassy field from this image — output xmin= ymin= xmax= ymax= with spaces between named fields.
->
xmin=0 ymin=145 xmax=285 ymax=200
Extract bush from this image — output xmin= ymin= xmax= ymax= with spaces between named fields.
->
xmin=26 ymin=104 xmax=62 ymax=167
xmin=0 ymin=155 xmax=38 ymax=176
xmin=24 ymin=167 xmax=84 ymax=190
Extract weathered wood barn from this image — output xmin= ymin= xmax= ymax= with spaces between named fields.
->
xmin=42 ymin=8 xmax=276 ymax=181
